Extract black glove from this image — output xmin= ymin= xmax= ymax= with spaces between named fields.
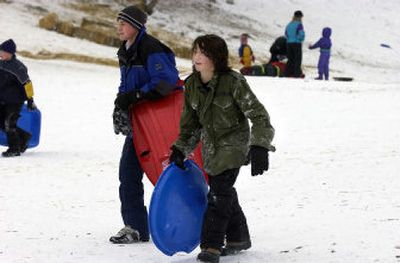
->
xmin=169 ymin=146 xmax=185 ymax=169
xmin=250 ymin=145 xmax=269 ymax=176
xmin=114 ymin=91 xmax=141 ymax=111
xmin=112 ymin=106 xmax=131 ymax=136
xmin=141 ymin=89 xmax=162 ymax=101
xmin=27 ymin=99 xmax=37 ymax=110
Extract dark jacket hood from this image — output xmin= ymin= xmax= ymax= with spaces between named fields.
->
xmin=322 ymin=27 xmax=332 ymax=38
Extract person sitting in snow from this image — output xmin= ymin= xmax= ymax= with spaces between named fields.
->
xmin=268 ymin=35 xmax=287 ymax=63
xmin=0 ymin=39 xmax=36 ymax=157
xmin=169 ymin=34 xmax=275 ymax=263
xmin=308 ymin=27 xmax=332 ymax=80
xmin=110 ymin=6 xmax=181 ymax=244
xmin=238 ymin=33 xmax=255 ymax=68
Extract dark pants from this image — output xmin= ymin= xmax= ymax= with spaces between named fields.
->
xmin=119 ymin=136 xmax=149 ymax=240
xmin=317 ymin=52 xmax=330 ymax=80
xmin=0 ymin=103 xmax=28 ymax=150
xmin=200 ymin=168 xmax=250 ymax=251
xmin=285 ymin=43 xmax=303 ymax=78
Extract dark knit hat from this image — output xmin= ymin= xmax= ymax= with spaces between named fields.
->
xmin=294 ymin=10 xmax=303 ymax=18
xmin=0 ymin=39 xmax=16 ymax=54
xmin=117 ymin=6 xmax=147 ymax=30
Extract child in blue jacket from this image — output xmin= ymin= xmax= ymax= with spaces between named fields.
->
xmin=110 ymin=5 xmax=180 ymax=244
xmin=309 ymin=27 xmax=332 ymax=80
xmin=0 ymin=39 xmax=36 ymax=157
xmin=284 ymin=10 xmax=305 ymax=78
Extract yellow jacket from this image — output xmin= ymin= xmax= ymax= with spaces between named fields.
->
xmin=239 ymin=44 xmax=254 ymax=67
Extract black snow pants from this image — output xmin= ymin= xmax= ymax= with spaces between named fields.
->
xmin=0 ymin=103 xmax=27 ymax=150
xmin=285 ymin=43 xmax=303 ymax=78
xmin=200 ymin=168 xmax=250 ymax=251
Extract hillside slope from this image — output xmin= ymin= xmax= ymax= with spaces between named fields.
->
xmin=1 ymin=0 xmax=399 ymax=83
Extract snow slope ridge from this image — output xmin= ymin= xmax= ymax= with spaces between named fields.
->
xmin=1 ymin=0 xmax=400 ymax=83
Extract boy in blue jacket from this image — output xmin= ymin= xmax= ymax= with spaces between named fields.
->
xmin=110 ymin=6 xmax=180 ymax=244
xmin=0 ymin=39 xmax=36 ymax=157
xmin=309 ymin=27 xmax=332 ymax=80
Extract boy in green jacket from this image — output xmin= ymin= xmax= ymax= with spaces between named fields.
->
xmin=169 ymin=34 xmax=275 ymax=263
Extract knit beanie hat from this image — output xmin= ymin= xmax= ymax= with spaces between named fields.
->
xmin=0 ymin=39 xmax=16 ymax=54
xmin=117 ymin=6 xmax=147 ymax=30
xmin=294 ymin=10 xmax=303 ymax=18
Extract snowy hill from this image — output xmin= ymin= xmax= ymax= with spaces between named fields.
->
xmin=1 ymin=1 xmax=400 ymax=263
xmin=151 ymin=0 xmax=400 ymax=83
xmin=1 ymin=0 xmax=400 ymax=83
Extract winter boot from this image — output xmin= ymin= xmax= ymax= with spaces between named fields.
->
xmin=109 ymin=225 xmax=141 ymax=244
xmin=197 ymin=248 xmax=220 ymax=263
xmin=221 ymin=240 xmax=252 ymax=256
xmin=2 ymin=148 xmax=21 ymax=157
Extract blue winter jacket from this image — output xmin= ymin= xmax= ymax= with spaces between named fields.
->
xmin=0 ymin=56 xmax=30 ymax=104
xmin=117 ymin=28 xmax=180 ymax=96
xmin=309 ymin=27 xmax=332 ymax=52
xmin=285 ymin=20 xmax=305 ymax=43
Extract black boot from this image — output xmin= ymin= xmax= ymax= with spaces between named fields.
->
xmin=221 ymin=239 xmax=251 ymax=256
xmin=2 ymin=148 xmax=21 ymax=157
xmin=4 ymin=130 xmax=21 ymax=157
xmin=197 ymin=248 xmax=220 ymax=263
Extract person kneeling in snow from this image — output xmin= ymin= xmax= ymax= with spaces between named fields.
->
xmin=268 ymin=35 xmax=287 ymax=63
xmin=0 ymin=39 xmax=36 ymax=157
xmin=308 ymin=27 xmax=332 ymax=80
xmin=169 ymin=34 xmax=275 ymax=263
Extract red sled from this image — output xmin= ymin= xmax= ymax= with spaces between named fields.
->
xmin=130 ymin=90 xmax=206 ymax=186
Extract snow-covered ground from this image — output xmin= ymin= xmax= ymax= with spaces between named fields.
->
xmin=1 ymin=58 xmax=400 ymax=263
xmin=1 ymin=1 xmax=400 ymax=263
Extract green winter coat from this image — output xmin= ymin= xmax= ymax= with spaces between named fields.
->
xmin=174 ymin=70 xmax=275 ymax=176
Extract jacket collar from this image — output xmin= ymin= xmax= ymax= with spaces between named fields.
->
xmin=193 ymin=71 xmax=219 ymax=92
xmin=117 ymin=28 xmax=146 ymax=65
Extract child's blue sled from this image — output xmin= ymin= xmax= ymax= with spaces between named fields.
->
xmin=0 ymin=104 xmax=41 ymax=148
xmin=149 ymin=159 xmax=208 ymax=256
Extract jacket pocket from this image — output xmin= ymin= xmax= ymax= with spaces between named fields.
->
xmin=212 ymin=95 xmax=240 ymax=129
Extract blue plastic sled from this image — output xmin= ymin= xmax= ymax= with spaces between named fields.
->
xmin=0 ymin=104 xmax=41 ymax=148
xmin=149 ymin=160 xmax=208 ymax=256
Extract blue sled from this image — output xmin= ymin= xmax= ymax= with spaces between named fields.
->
xmin=0 ymin=104 xmax=41 ymax=148
xmin=149 ymin=160 xmax=208 ymax=256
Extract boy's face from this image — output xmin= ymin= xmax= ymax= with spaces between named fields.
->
xmin=240 ymin=35 xmax=248 ymax=45
xmin=192 ymin=45 xmax=215 ymax=74
xmin=0 ymin=50 xmax=12 ymax=61
xmin=117 ymin=20 xmax=139 ymax=41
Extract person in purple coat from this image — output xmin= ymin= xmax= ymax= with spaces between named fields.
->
xmin=309 ymin=27 xmax=332 ymax=80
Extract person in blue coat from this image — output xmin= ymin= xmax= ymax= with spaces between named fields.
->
xmin=110 ymin=5 xmax=180 ymax=244
xmin=309 ymin=27 xmax=332 ymax=80
xmin=0 ymin=39 xmax=36 ymax=157
xmin=284 ymin=10 xmax=305 ymax=78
